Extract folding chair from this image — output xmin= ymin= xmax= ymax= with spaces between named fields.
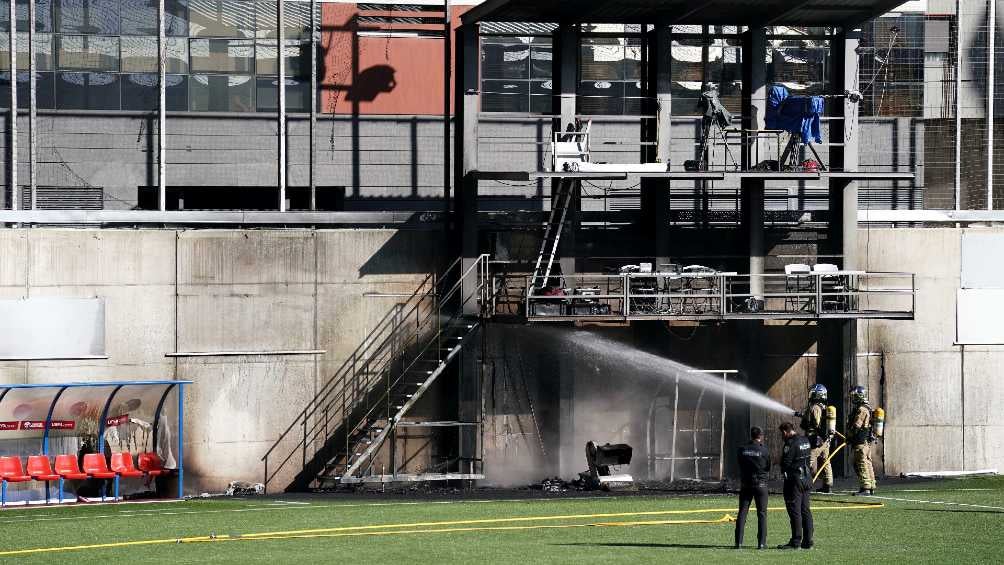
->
xmin=813 ymin=263 xmax=846 ymax=312
xmin=784 ymin=263 xmax=812 ymax=311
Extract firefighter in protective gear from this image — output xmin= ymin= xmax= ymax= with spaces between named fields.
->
xmin=799 ymin=384 xmax=833 ymax=493
xmin=847 ymin=385 xmax=876 ymax=495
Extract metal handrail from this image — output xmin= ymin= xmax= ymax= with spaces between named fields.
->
xmin=338 ymin=255 xmax=490 ymax=479
xmin=521 ymin=271 xmax=916 ymax=319
xmin=262 ymin=254 xmax=489 ymax=490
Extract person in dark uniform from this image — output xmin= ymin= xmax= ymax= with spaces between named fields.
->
xmin=734 ymin=426 xmax=770 ymax=549
xmin=778 ymin=421 xmax=814 ymax=550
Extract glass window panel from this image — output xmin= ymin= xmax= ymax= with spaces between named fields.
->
xmin=482 ymin=40 xmax=529 ymax=80
xmin=121 ymin=36 xmax=187 ymax=72
xmin=0 ymin=0 xmax=54 ymax=32
xmin=120 ymin=0 xmax=189 ymax=36
xmin=256 ymin=1 xmax=313 ymax=39
xmin=0 ymin=70 xmax=55 ymax=108
xmin=530 ymin=42 xmax=551 ymax=79
xmin=482 ymin=92 xmax=528 ymax=113
xmin=57 ymin=35 xmax=119 ymax=71
xmin=255 ymin=39 xmax=306 ymax=77
xmin=255 ymin=76 xmax=307 ymax=111
xmin=55 ymin=71 xmax=119 ymax=109
xmin=623 ymin=37 xmax=641 ymax=80
xmin=189 ymin=0 xmax=254 ymax=38
xmin=189 ymin=38 xmax=253 ymax=73
xmin=579 ymin=80 xmax=624 ymax=115
xmin=481 ymin=79 xmax=528 ymax=112
xmin=581 ymin=38 xmax=624 ymax=81
xmin=624 ymin=80 xmax=643 ymax=115
xmin=529 ymin=94 xmax=551 ymax=114
xmin=0 ymin=32 xmax=54 ymax=70
xmin=530 ymin=79 xmax=551 ymax=96
xmin=189 ymin=73 xmax=253 ymax=111
xmin=56 ymin=0 xmax=120 ymax=35
xmin=121 ymin=73 xmax=187 ymax=110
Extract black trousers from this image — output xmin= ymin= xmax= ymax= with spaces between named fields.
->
xmin=735 ymin=484 xmax=768 ymax=547
xmin=783 ymin=478 xmax=814 ymax=547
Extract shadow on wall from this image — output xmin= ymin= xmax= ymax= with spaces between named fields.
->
xmin=357 ymin=229 xmax=448 ymax=277
xmin=345 ymin=65 xmax=398 ymax=103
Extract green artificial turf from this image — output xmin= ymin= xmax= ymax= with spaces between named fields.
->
xmin=1 ymin=478 xmax=1002 ymax=564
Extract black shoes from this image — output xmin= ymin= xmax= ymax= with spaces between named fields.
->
xmin=853 ymin=488 xmax=875 ymax=496
xmin=777 ymin=543 xmax=800 ymax=550
xmin=817 ymin=485 xmax=831 ymax=494
xmin=801 ymin=543 xmax=814 ymax=550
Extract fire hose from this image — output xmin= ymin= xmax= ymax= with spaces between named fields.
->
xmin=813 ymin=431 xmax=846 ymax=483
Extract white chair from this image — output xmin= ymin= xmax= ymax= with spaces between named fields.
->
xmin=784 ymin=264 xmax=812 ymax=311
xmin=812 ymin=264 xmax=845 ymax=311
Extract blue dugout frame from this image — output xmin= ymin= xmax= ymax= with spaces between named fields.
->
xmin=0 ymin=380 xmax=192 ymax=499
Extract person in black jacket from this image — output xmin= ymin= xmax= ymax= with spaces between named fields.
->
xmin=734 ymin=426 xmax=770 ymax=549
xmin=778 ymin=421 xmax=814 ymax=550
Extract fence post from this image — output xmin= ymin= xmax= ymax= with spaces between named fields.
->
xmin=815 ymin=274 xmax=823 ymax=316
xmin=624 ymin=274 xmax=631 ymax=318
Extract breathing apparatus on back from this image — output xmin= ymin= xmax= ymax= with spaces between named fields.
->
xmin=872 ymin=407 xmax=885 ymax=439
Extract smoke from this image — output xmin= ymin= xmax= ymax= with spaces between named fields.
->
xmin=479 ymin=325 xmax=797 ymax=485
xmin=561 ymin=331 xmax=795 ymax=415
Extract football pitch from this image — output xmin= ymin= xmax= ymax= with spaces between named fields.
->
xmin=0 ymin=477 xmax=1001 ymax=564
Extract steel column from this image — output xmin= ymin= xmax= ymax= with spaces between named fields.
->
xmin=955 ymin=0 xmax=962 ymax=212
xmin=454 ymin=23 xmax=479 ymax=263
xmin=443 ymin=0 xmax=452 ymax=211
xmin=278 ymin=0 xmax=287 ymax=212
xmin=28 ymin=0 xmax=36 ymax=209
xmin=741 ymin=28 xmax=767 ymax=298
xmin=988 ymin=0 xmax=996 ymax=210
xmin=309 ymin=0 xmax=317 ymax=210
xmin=642 ymin=25 xmax=672 ymax=266
xmin=158 ymin=0 xmax=166 ymax=210
xmin=8 ymin=0 xmax=17 ymax=211
xmin=830 ymin=29 xmax=860 ymax=270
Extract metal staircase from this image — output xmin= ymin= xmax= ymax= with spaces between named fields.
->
xmin=262 ymin=255 xmax=491 ymax=491
xmin=529 ymin=178 xmax=575 ymax=294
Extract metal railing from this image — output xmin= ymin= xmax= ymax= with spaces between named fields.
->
xmin=518 ymin=271 xmax=916 ymax=320
xmin=262 ymin=254 xmax=491 ymax=491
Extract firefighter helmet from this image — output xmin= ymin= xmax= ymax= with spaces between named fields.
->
xmin=849 ymin=385 xmax=868 ymax=405
xmin=809 ymin=384 xmax=828 ymax=403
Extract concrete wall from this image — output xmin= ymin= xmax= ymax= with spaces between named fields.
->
xmin=0 ymin=228 xmax=443 ymax=492
xmin=859 ymin=227 xmax=1004 ymax=475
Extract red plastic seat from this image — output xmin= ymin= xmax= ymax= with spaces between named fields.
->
xmin=0 ymin=456 xmax=31 ymax=482
xmin=110 ymin=453 xmax=144 ymax=478
xmin=82 ymin=454 xmax=117 ymax=479
xmin=137 ymin=452 xmax=169 ymax=477
xmin=54 ymin=454 xmax=89 ymax=480
xmin=26 ymin=456 xmax=60 ymax=482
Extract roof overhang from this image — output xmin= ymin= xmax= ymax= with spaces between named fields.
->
xmin=462 ymin=0 xmax=911 ymax=28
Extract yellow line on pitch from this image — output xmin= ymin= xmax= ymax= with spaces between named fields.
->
xmin=0 ymin=503 xmax=882 ymax=557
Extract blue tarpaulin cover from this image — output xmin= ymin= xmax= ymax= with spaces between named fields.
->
xmin=766 ymin=85 xmax=823 ymax=144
